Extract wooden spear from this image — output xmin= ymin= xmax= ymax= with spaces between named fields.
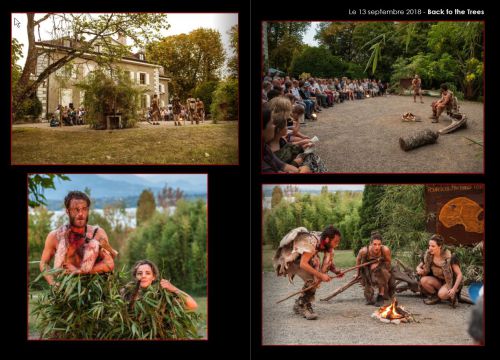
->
xmin=320 ymin=276 xmax=361 ymax=301
xmin=276 ymin=259 xmax=379 ymax=304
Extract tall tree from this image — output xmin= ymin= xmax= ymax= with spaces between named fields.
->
xmin=354 ymin=185 xmax=386 ymax=253
xmin=266 ymin=22 xmax=310 ymax=72
xmin=227 ymin=24 xmax=238 ymax=79
xmin=136 ymin=189 xmax=156 ymax=226
xmin=147 ymin=28 xmax=225 ymax=99
xmin=157 ymin=183 xmax=184 ymax=209
xmin=271 ymin=186 xmax=283 ymax=208
xmin=315 ymin=22 xmax=356 ymax=61
xmin=13 ymin=13 xmax=169 ymax=117
xmin=290 ymin=46 xmax=345 ymax=78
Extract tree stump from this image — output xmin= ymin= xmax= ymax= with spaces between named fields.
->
xmin=399 ymin=129 xmax=439 ymax=151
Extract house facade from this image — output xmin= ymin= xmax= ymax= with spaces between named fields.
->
xmin=33 ymin=37 xmax=170 ymax=119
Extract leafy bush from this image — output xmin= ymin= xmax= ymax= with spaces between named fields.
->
xmin=14 ymin=93 xmax=43 ymax=122
xmin=76 ymin=69 xmax=144 ymax=129
xmin=448 ymin=243 xmax=483 ymax=285
xmin=30 ymin=270 xmax=202 ymax=339
xmin=290 ymin=46 xmax=346 ymax=78
xmin=210 ymin=78 xmax=238 ymax=122
xmin=193 ymin=81 xmax=219 ymax=115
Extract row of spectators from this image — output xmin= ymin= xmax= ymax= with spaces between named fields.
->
xmin=263 ymin=75 xmax=388 ymax=120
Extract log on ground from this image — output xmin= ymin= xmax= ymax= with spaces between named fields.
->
xmin=399 ymin=129 xmax=439 ymax=151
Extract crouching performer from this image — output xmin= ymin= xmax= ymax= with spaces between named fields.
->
xmin=416 ymin=234 xmax=463 ymax=307
xmin=356 ymin=232 xmax=395 ymax=307
xmin=273 ymin=225 xmax=342 ymax=320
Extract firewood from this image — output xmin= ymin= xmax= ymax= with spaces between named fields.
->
xmin=399 ymin=129 xmax=439 ymax=151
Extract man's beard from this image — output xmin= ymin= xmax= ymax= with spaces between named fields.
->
xmin=69 ymin=214 xmax=88 ymax=228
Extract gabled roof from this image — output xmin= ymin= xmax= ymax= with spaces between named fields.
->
xmin=35 ymin=37 xmax=159 ymax=66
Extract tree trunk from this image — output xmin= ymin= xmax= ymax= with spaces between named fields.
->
xmin=399 ymin=129 xmax=439 ymax=151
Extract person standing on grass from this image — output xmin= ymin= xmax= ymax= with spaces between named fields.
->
xmin=151 ymin=94 xmax=161 ymax=125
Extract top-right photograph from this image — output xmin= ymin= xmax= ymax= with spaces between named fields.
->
xmin=262 ymin=21 xmax=484 ymax=173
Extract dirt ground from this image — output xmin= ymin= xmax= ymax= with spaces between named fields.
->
xmin=301 ymin=95 xmax=483 ymax=173
xmin=262 ymin=272 xmax=475 ymax=345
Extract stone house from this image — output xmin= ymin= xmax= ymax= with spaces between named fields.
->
xmin=33 ymin=35 xmax=170 ymax=119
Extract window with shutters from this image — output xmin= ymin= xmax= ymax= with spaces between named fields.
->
xmin=140 ymin=73 xmax=146 ymax=85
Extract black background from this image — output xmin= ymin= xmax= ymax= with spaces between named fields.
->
xmin=4 ymin=0 xmax=498 ymax=357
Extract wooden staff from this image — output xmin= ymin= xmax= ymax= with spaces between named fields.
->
xmin=276 ymin=259 xmax=379 ymax=304
xmin=320 ymin=276 xmax=361 ymax=301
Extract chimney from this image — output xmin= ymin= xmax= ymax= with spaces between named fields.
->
xmin=117 ymin=32 xmax=127 ymax=46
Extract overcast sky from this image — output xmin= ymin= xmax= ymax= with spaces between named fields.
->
xmin=302 ymin=22 xmax=320 ymax=46
xmin=11 ymin=13 xmax=238 ymax=67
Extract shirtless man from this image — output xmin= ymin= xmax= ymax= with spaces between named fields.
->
xmin=412 ymin=74 xmax=424 ymax=103
xmin=172 ymin=96 xmax=182 ymax=126
xmin=430 ymin=83 xmax=453 ymax=123
xmin=40 ymin=191 xmax=116 ymax=286
xmin=186 ymin=96 xmax=198 ymax=124
xmin=196 ymin=98 xmax=205 ymax=123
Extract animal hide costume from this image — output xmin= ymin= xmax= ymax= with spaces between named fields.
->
xmin=358 ymin=245 xmax=395 ymax=302
xmin=273 ymin=227 xmax=332 ymax=309
xmin=54 ymin=224 xmax=117 ymax=273
xmin=420 ymin=248 xmax=461 ymax=305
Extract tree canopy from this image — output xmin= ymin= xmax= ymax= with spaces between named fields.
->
xmin=266 ymin=21 xmax=484 ymax=100
xmin=146 ymin=28 xmax=225 ymax=100
xmin=13 ymin=13 xmax=170 ymax=118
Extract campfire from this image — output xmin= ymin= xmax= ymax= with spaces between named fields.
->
xmin=371 ymin=298 xmax=415 ymax=324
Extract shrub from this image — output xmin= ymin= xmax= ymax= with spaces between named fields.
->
xmin=30 ymin=270 xmax=202 ymax=339
xmin=14 ymin=93 xmax=43 ymax=122
xmin=210 ymin=78 xmax=238 ymax=123
xmin=76 ymin=69 xmax=144 ymax=129
xmin=193 ymin=81 xmax=219 ymax=115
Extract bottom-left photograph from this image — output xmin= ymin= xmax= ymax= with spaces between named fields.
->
xmin=27 ymin=173 xmax=207 ymax=340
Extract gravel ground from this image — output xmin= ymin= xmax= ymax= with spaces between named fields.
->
xmin=263 ymin=271 xmax=474 ymax=345
xmin=301 ymin=95 xmax=483 ymax=173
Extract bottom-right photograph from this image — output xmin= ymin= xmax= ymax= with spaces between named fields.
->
xmin=262 ymin=183 xmax=484 ymax=346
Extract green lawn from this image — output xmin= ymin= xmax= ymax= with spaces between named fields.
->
xmin=262 ymin=244 xmax=356 ymax=272
xmin=12 ymin=122 xmax=238 ymax=165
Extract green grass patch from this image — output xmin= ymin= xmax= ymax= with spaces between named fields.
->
xmin=193 ymin=296 xmax=207 ymax=339
xmin=12 ymin=122 xmax=238 ymax=165
xmin=262 ymin=246 xmax=356 ymax=272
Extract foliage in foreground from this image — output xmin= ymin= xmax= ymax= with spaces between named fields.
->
xmin=30 ymin=270 xmax=202 ymax=339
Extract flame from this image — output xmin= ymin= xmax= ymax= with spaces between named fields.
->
xmin=377 ymin=298 xmax=404 ymax=320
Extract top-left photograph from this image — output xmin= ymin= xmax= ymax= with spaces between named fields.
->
xmin=11 ymin=13 xmax=239 ymax=165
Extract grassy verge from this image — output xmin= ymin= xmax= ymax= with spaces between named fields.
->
xmin=12 ymin=122 xmax=238 ymax=164
xmin=262 ymin=245 xmax=356 ymax=272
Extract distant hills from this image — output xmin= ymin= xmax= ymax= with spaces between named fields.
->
xmin=41 ymin=174 xmax=207 ymax=210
